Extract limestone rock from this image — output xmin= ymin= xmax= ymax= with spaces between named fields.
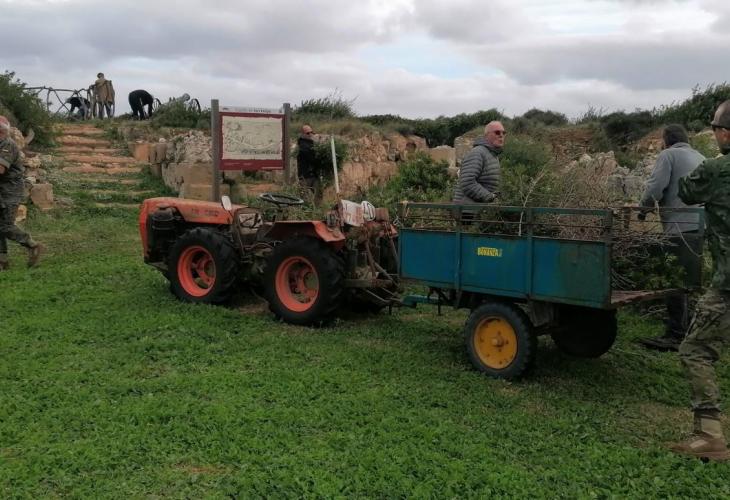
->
xmin=30 ymin=183 xmax=54 ymax=210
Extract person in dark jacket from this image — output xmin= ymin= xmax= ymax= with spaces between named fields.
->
xmin=296 ymin=124 xmax=321 ymax=205
xmin=453 ymin=121 xmax=505 ymax=205
xmin=66 ymin=96 xmax=90 ymax=120
xmin=638 ymin=124 xmax=705 ymax=351
xmin=128 ymin=89 xmax=154 ymax=120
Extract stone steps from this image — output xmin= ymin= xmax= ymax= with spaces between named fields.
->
xmin=61 ymin=153 xmax=141 ymax=166
xmin=58 ymin=126 xmax=107 ymax=136
xmin=62 ymin=165 xmax=143 ymax=175
xmin=58 ymin=145 xmax=120 ymax=155
xmin=58 ymin=136 xmax=113 ymax=148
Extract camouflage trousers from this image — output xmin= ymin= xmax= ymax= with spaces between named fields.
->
xmin=679 ymin=288 xmax=730 ymax=411
xmin=0 ymin=202 xmax=34 ymax=255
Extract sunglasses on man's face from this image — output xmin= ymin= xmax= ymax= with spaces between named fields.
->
xmin=712 ymin=125 xmax=729 ymax=132
xmin=491 ymin=130 xmax=507 ymax=136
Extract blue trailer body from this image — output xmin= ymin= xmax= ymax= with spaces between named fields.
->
xmin=397 ymin=204 xmax=704 ymax=310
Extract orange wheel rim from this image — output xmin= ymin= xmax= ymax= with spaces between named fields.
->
xmin=275 ymin=256 xmax=319 ymax=312
xmin=473 ymin=316 xmax=518 ymax=369
xmin=177 ymin=245 xmax=215 ymax=297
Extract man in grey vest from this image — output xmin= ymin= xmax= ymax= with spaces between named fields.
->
xmin=637 ymin=124 xmax=705 ymax=351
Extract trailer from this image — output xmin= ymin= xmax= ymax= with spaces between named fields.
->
xmin=398 ymin=202 xmax=704 ymax=379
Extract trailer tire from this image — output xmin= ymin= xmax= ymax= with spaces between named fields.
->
xmin=265 ymin=237 xmax=345 ymax=326
xmin=464 ymin=301 xmax=536 ymax=380
xmin=551 ymin=307 xmax=617 ymax=358
xmin=168 ymin=228 xmax=239 ymax=304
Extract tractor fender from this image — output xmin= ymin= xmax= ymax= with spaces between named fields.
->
xmin=265 ymin=221 xmax=346 ymax=250
xmin=139 ymin=197 xmax=240 ymax=256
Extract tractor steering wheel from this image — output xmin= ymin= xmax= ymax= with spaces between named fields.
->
xmin=259 ymin=192 xmax=305 ymax=207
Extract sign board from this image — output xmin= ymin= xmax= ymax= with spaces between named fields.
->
xmin=210 ymin=100 xmax=292 ymax=201
xmin=216 ymin=105 xmax=286 ymax=171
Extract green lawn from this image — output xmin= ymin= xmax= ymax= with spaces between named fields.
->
xmin=2 ymin=183 xmax=729 ymax=497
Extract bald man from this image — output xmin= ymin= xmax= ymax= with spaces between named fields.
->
xmin=453 ymin=121 xmax=506 ymax=207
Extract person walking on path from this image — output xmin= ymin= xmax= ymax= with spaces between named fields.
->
xmin=0 ymin=115 xmax=43 ymax=270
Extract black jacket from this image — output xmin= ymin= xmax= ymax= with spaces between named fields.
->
xmin=297 ymin=136 xmax=317 ymax=179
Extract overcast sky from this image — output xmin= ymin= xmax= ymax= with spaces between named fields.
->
xmin=2 ymin=0 xmax=728 ymax=119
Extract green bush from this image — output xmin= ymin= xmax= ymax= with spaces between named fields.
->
xmin=312 ymin=138 xmax=348 ymax=182
xmin=521 ymin=108 xmax=569 ymax=127
xmin=690 ymin=132 xmax=721 ymax=159
xmin=364 ymin=152 xmax=452 ymax=213
xmin=658 ymin=83 xmax=730 ymax=128
xmin=0 ymin=71 xmax=56 ymax=146
xmin=294 ymin=90 xmax=356 ymax=120
xmin=150 ymin=101 xmax=209 ymax=129
xmin=600 ymin=110 xmax=657 ymax=148
xmin=499 ymin=135 xmax=554 ymax=205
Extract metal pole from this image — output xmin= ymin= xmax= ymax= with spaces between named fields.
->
xmin=331 ymin=135 xmax=340 ymax=196
xmin=211 ymin=99 xmax=221 ymax=202
xmin=283 ymin=102 xmax=291 ymax=183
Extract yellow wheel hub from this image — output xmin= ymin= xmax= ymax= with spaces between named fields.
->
xmin=474 ymin=316 xmax=518 ymax=369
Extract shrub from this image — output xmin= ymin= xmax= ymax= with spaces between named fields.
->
xmin=658 ymin=83 xmax=730 ymax=127
xmin=600 ymin=110 xmax=657 ymax=148
xmin=151 ymin=101 xmax=209 ymax=129
xmin=364 ymin=152 xmax=452 ymax=213
xmin=294 ymin=90 xmax=356 ymax=120
xmin=521 ymin=108 xmax=569 ymax=127
xmin=0 ymin=71 xmax=56 ymax=146
xmin=312 ymin=138 xmax=348 ymax=182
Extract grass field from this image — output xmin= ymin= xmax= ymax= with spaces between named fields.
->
xmin=2 ymin=171 xmax=729 ymax=498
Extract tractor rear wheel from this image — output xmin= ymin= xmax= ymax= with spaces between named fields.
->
xmin=264 ymin=237 xmax=345 ymax=326
xmin=550 ymin=306 xmax=617 ymax=358
xmin=168 ymin=228 xmax=239 ymax=304
xmin=464 ymin=301 xmax=536 ymax=380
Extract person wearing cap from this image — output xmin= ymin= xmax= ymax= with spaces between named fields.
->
xmin=637 ymin=124 xmax=705 ymax=352
xmin=296 ymin=124 xmax=322 ymax=205
xmin=0 ymin=115 xmax=43 ymax=270
xmin=90 ymin=72 xmax=115 ymax=119
xmin=669 ymin=100 xmax=730 ymax=461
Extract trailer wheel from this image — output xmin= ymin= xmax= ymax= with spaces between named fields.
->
xmin=168 ymin=228 xmax=239 ymax=304
xmin=464 ymin=302 xmax=536 ymax=380
xmin=551 ymin=307 xmax=617 ymax=358
xmin=264 ymin=237 xmax=345 ymax=326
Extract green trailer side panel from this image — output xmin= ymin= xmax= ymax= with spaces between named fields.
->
xmin=399 ymin=229 xmax=610 ymax=308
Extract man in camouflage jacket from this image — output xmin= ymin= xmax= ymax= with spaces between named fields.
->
xmin=0 ymin=115 xmax=43 ymax=269
xmin=670 ymin=100 xmax=730 ymax=461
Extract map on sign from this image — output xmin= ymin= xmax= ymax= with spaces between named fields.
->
xmin=221 ymin=115 xmax=283 ymax=160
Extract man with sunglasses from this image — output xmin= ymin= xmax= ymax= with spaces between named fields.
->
xmin=453 ymin=121 xmax=506 ymax=209
xmin=670 ymin=100 xmax=730 ymax=461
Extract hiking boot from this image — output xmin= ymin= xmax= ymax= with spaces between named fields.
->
xmin=27 ymin=243 xmax=44 ymax=268
xmin=638 ymin=334 xmax=682 ymax=352
xmin=670 ymin=414 xmax=730 ymax=462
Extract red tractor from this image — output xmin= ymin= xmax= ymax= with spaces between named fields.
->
xmin=139 ymin=193 xmax=400 ymax=325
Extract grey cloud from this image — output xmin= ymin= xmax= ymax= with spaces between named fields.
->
xmin=410 ymin=0 xmax=546 ymax=43
xmin=481 ymin=35 xmax=728 ymax=91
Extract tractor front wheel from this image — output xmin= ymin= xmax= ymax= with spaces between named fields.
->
xmin=168 ymin=228 xmax=239 ymax=304
xmin=464 ymin=301 xmax=537 ymax=380
xmin=264 ymin=237 xmax=345 ymax=326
